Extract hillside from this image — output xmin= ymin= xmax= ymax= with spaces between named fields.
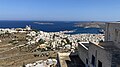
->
xmin=74 ymin=22 xmax=106 ymax=29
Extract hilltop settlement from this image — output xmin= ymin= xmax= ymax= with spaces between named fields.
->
xmin=1 ymin=22 xmax=120 ymax=67
xmin=0 ymin=25 xmax=105 ymax=67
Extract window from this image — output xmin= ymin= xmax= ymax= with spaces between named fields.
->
xmin=98 ymin=60 xmax=102 ymax=67
xmin=86 ymin=58 xmax=89 ymax=67
xmin=86 ymin=59 xmax=88 ymax=64
xmin=115 ymin=29 xmax=118 ymax=41
xmin=91 ymin=55 xmax=95 ymax=66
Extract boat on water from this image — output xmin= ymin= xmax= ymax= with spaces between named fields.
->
xmin=98 ymin=29 xmax=104 ymax=34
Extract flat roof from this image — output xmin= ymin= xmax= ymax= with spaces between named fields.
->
xmin=78 ymin=42 xmax=90 ymax=50
xmin=98 ymin=41 xmax=118 ymax=50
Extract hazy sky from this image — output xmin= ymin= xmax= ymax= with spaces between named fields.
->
xmin=0 ymin=0 xmax=120 ymax=21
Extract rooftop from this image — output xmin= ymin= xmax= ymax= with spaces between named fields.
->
xmin=57 ymin=52 xmax=85 ymax=67
xmin=78 ymin=42 xmax=90 ymax=50
xmin=98 ymin=41 xmax=120 ymax=51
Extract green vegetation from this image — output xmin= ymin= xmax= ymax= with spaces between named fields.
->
xmin=38 ymin=39 xmax=45 ymax=44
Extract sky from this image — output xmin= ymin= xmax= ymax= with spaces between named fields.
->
xmin=0 ymin=0 xmax=120 ymax=21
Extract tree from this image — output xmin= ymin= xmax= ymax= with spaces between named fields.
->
xmin=38 ymin=39 xmax=45 ymax=44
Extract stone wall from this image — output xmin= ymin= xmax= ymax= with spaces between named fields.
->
xmin=78 ymin=42 xmax=113 ymax=67
xmin=105 ymin=22 xmax=120 ymax=49
xmin=88 ymin=43 xmax=112 ymax=67
xmin=78 ymin=43 xmax=88 ymax=64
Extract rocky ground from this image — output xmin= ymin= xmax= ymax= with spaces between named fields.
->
xmin=0 ymin=33 xmax=57 ymax=67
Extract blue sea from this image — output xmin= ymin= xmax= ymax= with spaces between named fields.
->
xmin=0 ymin=21 xmax=101 ymax=34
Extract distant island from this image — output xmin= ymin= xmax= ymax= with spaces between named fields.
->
xmin=34 ymin=22 xmax=54 ymax=25
xmin=74 ymin=22 xmax=106 ymax=29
